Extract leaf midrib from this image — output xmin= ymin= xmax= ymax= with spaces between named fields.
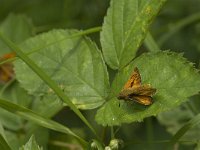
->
xmin=36 ymin=52 xmax=104 ymax=100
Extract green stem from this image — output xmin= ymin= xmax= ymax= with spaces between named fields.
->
xmin=0 ymin=26 xmax=102 ymax=66
xmin=111 ymin=126 xmax=114 ymax=139
xmin=159 ymin=12 xmax=200 ymax=46
xmin=146 ymin=117 xmax=154 ymax=149
xmin=0 ymin=31 xmax=98 ymax=138
xmin=144 ymin=32 xmax=160 ymax=52
xmin=0 ymin=78 xmax=16 ymax=96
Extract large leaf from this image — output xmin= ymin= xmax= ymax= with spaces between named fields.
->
xmin=0 ymin=13 xmax=34 ymax=55
xmin=95 ymin=51 xmax=200 ymax=126
xmin=100 ymin=0 xmax=166 ymax=69
xmin=14 ymin=30 xmax=110 ymax=109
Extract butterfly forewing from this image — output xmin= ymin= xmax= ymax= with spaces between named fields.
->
xmin=123 ymin=67 xmax=141 ymax=89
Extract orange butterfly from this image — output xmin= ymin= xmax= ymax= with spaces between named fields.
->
xmin=0 ymin=52 xmax=15 ymax=83
xmin=118 ymin=67 xmax=156 ymax=105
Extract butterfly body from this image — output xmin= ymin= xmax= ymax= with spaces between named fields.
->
xmin=117 ymin=67 xmax=156 ymax=105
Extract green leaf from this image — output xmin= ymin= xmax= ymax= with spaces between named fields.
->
xmin=158 ymin=95 xmax=200 ymax=143
xmin=100 ymin=0 xmax=166 ymax=69
xmin=90 ymin=139 xmax=104 ymax=150
xmin=0 ymin=133 xmax=11 ymax=150
xmin=0 ymin=83 xmax=50 ymax=149
xmin=0 ymin=30 xmax=97 ymax=138
xmin=19 ymin=135 xmax=43 ymax=150
xmin=170 ymin=113 xmax=200 ymax=145
xmin=0 ymin=82 xmax=33 ymax=130
xmin=0 ymin=13 xmax=34 ymax=55
xmin=0 ymin=98 xmax=87 ymax=145
xmin=95 ymin=51 xmax=200 ymax=126
xmin=14 ymin=29 xmax=109 ymax=109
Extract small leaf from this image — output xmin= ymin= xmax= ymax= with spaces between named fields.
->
xmin=96 ymin=51 xmax=200 ymax=126
xmin=19 ymin=135 xmax=43 ymax=150
xmin=170 ymin=113 xmax=200 ymax=145
xmin=0 ymin=82 xmax=33 ymax=130
xmin=14 ymin=29 xmax=110 ymax=109
xmin=0 ymin=14 xmax=34 ymax=55
xmin=90 ymin=139 xmax=104 ymax=150
xmin=158 ymin=95 xmax=200 ymax=142
xmin=101 ymin=0 xmax=166 ymax=69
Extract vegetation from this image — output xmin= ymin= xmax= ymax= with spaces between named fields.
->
xmin=0 ymin=0 xmax=200 ymax=149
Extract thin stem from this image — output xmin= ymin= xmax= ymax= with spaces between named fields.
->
xmin=146 ymin=118 xmax=154 ymax=141
xmin=49 ymin=140 xmax=83 ymax=150
xmin=0 ymin=77 xmax=16 ymax=96
xmin=111 ymin=126 xmax=114 ymax=139
xmin=159 ymin=12 xmax=200 ymax=46
xmin=0 ymin=26 xmax=102 ymax=66
xmin=144 ymin=32 xmax=160 ymax=52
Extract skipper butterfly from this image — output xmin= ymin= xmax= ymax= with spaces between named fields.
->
xmin=118 ymin=67 xmax=156 ymax=105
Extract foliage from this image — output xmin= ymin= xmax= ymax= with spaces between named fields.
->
xmin=0 ymin=0 xmax=200 ymax=150
xmin=19 ymin=136 xmax=43 ymax=150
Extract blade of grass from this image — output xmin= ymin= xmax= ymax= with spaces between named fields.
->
xmin=0 ymin=134 xmax=11 ymax=150
xmin=0 ymin=26 xmax=102 ymax=66
xmin=170 ymin=113 xmax=200 ymax=145
xmin=0 ymin=98 xmax=87 ymax=146
xmin=0 ymin=31 xmax=97 ymax=138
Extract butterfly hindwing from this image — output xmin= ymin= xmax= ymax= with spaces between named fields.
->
xmin=129 ymin=95 xmax=153 ymax=105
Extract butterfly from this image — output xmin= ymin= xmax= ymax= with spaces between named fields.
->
xmin=0 ymin=52 xmax=16 ymax=83
xmin=117 ymin=67 xmax=156 ymax=105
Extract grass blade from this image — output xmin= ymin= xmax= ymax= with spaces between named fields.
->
xmin=0 ymin=98 xmax=87 ymax=146
xmin=0 ymin=133 xmax=12 ymax=150
xmin=170 ymin=113 xmax=200 ymax=144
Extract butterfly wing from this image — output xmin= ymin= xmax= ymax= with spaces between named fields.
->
xmin=131 ymin=85 xmax=156 ymax=96
xmin=129 ymin=95 xmax=153 ymax=105
xmin=0 ymin=53 xmax=15 ymax=83
xmin=123 ymin=67 xmax=141 ymax=89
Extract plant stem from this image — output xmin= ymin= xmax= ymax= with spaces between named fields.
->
xmin=144 ymin=32 xmax=160 ymax=52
